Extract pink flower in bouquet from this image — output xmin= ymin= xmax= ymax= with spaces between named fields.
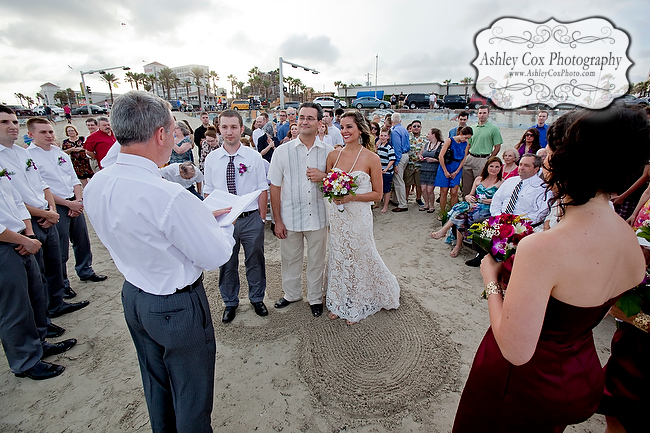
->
xmin=321 ymin=168 xmax=358 ymax=212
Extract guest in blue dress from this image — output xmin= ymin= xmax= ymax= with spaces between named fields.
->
xmin=434 ymin=126 xmax=473 ymax=219
xmin=432 ymin=156 xmax=503 ymax=257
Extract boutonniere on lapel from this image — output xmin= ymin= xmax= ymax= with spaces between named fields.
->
xmin=238 ymin=163 xmax=249 ymax=176
xmin=26 ymin=159 xmax=37 ymax=171
xmin=57 ymin=156 xmax=66 ymax=165
xmin=0 ymin=168 xmax=14 ymax=180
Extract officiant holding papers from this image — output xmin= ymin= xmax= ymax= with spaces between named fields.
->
xmin=203 ymin=109 xmax=269 ymax=324
xmin=84 ymin=91 xmax=236 ymax=432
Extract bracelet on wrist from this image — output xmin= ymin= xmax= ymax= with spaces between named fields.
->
xmin=26 ymin=234 xmax=37 ymax=239
xmin=481 ymin=281 xmax=503 ymax=300
xmin=632 ymin=312 xmax=650 ymax=333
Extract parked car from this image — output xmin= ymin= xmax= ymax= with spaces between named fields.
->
xmin=273 ymin=101 xmax=301 ymax=110
xmin=6 ymin=105 xmax=35 ymax=116
xmin=313 ymin=96 xmax=343 ymax=109
xmin=468 ymin=93 xmax=493 ymax=109
xmin=230 ymin=100 xmax=250 ymax=110
xmin=403 ymin=93 xmax=431 ymax=109
xmin=614 ymin=94 xmax=648 ymax=107
xmin=439 ymin=95 xmax=468 ymax=109
xmin=73 ymin=104 xmax=108 ymax=115
xmin=33 ymin=105 xmax=65 ymax=116
xmin=351 ymin=96 xmax=388 ymax=109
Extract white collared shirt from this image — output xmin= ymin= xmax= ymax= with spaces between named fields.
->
xmin=84 ymin=153 xmax=236 ymax=295
xmin=203 ymin=144 xmax=268 ymax=212
xmin=268 ymin=136 xmax=334 ymax=232
xmin=26 ymin=144 xmax=80 ymax=199
xmin=159 ymin=163 xmax=204 ymax=189
xmin=0 ymin=174 xmax=30 ymax=234
xmin=252 ymin=128 xmax=264 ymax=146
xmin=490 ymin=174 xmax=549 ymax=224
xmin=0 ymin=144 xmax=49 ymax=209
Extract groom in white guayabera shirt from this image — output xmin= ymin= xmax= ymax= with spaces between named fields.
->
xmin=268 ymin=102 xmax=334 ymax=318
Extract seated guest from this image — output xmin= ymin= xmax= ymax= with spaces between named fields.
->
xmin=465 ymin=153 xmax=549 ymax=267
xmin=501 ymin=148 xmax=519 ymax=180
xmin=432 ymin=156 xmax=503 ymax=257
xmin=514 ymin=128 xmax=541 ymax=158
xmin=159 ymin=161 xmax=204 ymax=200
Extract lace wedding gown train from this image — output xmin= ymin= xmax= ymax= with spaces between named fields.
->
xmin=325 ymin=169 xmax=400 ymax=322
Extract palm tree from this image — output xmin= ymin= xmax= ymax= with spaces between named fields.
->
xmin=227 ymin=74 xmax=237 ymax=98
xmin=25 ymin=96 xmax=34 ymax=108
xmin=209 ymin=71 xmax=219 ymax=102
xmin=99 ymin=72 xmax=119 ymax=104
xmin=36 ymin=92 xmax=44 ymax=104
xmin=173 ymin=76 xmax=181 ymax=100
xmin=183 ymin=80 xmax=192 ymax=102
xmin=461 ymin=77 xmax=474 ymax=99
xmin=125 ymin=71 xmax=136 ymax=89
xmin=190 ymin=67 xmax=205 ymax=109
xmin=236 ymin=81 xmax=245 ymax=98
xmin=158 ymin=68 xmax=175 ymax=100
xmin=262 ymin=79 xmax=271 ymax=99
xmin=443 ymin=79 xmax=452 ymax=95
xmin=14 ymin=92 xmax=26 ymax=106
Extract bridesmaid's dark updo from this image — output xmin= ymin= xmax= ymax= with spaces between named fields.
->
xmin=546 ymin=106 xmax=650 ymax=209
xmin=340 ymin=110 xmax=372 ymax=149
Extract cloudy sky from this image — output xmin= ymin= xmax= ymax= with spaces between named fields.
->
xmin=1 ymin=0 xmax=648 ymax=105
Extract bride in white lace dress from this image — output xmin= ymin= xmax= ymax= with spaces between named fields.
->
xmin=325 ymin=110 xmax=400 ymax=325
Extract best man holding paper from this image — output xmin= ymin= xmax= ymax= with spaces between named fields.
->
xmin=203 ymin=109 xmax=269 ymax=323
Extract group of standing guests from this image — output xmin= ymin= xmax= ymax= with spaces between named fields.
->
xmin=0 ymin=106 xmax=109 ymax=381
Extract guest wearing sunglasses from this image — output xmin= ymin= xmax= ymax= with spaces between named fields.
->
xmin=515 ymin=128 xmax=541 ymax=158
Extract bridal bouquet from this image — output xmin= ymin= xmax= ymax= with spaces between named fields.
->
xmin=321 ymin=168 xmax=358 ymax=212
xmin=469 ymin=213 xmax=534 ymax=262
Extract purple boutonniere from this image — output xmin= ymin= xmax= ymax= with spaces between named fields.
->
xmin=238 ymin=163 xmax=249 ymax=176
xmin=26 ymin=158 xmax=37 ymax=171
xmin=57 ymin=156 xmax=66 ymax=165
xmin=0 ymin=168 xmax=14 ymax=180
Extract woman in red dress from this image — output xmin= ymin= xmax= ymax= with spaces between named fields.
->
xmin=453 ymin=107 xmax=650 ymax=433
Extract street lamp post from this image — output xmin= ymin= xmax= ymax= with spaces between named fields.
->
xmin=278 ymin=57 xmax=319 ymax=109
xmin=79 ymin=65 xmax=130 ymax=111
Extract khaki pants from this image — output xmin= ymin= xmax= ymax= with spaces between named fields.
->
xmin=393 ymin=156 xmax=409 ymax=208
xmin=462 ymin=155 xmax=487 ymax=196
xmin=279 ymin=227 xmax=327 ymax=305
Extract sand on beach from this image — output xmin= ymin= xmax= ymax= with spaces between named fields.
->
xmin=0 ymin=110 xmax=613 ymax=432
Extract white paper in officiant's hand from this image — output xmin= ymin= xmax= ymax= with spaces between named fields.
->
xmin=203 ymin=189 xmax=265 ymax=227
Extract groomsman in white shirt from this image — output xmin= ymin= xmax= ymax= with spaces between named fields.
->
xmin=203 ymin=109 xmax=269 ymax=323
xmin=268 ymin=102 xmax=334 ymax=317
xmin=0 ymin=112 xmax=89 ymax=318
xmin=84 ymin=91 xmax=236 ymax=432
xmin=26 ymin=118 xmax=107 ymax=298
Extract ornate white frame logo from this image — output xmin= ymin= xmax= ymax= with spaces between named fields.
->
xmin=473 ymin=18 xmax=631 ymax=109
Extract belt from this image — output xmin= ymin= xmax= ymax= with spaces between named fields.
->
xmin=174 ymin=273 xmax=203 ymax=294
xmin=238 ymin=209 xmax=258 ymax=219
xmin=469 ymin=153 xmax=490 ymax=158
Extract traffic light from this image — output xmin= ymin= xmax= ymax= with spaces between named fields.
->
xmin=86 ymin=86 xmax=92 ymax=94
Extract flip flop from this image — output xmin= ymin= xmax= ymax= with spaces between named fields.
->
xmin=427 ymin=209 xmax=435 ymax=213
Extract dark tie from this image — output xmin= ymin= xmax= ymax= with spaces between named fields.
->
xmin=505 ymin=180 xmax=523 ymax=214
xmin=227 ymin=155 xmax=237 ymax=195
